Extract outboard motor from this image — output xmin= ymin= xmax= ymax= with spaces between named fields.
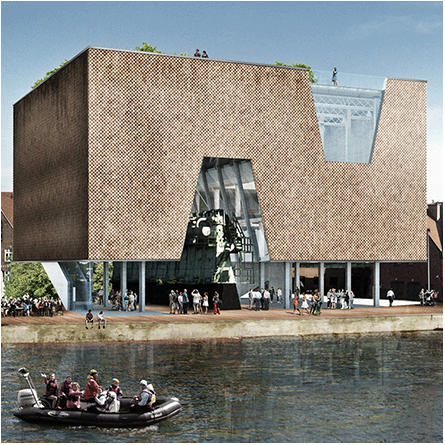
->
xmin=16 ymin=367 xmax=43 ymax=408
xmin=17 ymin=389 xmax=42 ymax=408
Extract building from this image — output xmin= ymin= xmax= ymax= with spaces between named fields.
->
xmin=13 ymin=47 xmax=428 ymax=310
xmin=1 ymin=192 xmax=14 ymax=293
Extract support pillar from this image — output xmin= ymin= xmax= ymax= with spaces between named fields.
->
xmin=139 ymin=261 xmax=146 ymax=312
xmin=121 ymin=262 xmax=127 ymax=302
xmin=285 ymin=261 xmax=292 ymax=310
xmin=295 ymin=262 xmax=300 ymax=293
xmin=260 ymin=262 xmax=266 ymax=290
xmin=103 ymin=261 xmax=109 ymax=308
xmin=87 ymin=262 xmax=93 ymax=310
xmin=373 ymin=261 xmax=380 ymax=307
xmin=319 ymin=262 xmax=325 ymax=303
xmin=213 ymin=189 xmax=220 ymax=210
xmin=346 ymin=261 xmax=352 ymax=292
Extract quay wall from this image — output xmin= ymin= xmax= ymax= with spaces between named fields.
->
xmin=1 ymin=314 xmax=442 ymax=344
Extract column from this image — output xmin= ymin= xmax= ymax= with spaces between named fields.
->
xmin=346 ymin=261 xmax=352 ymax=292
xmin=121 ymin=262 xmax=127 ymax=302
xmin=139 ymin=261 xmax=146 ymax=312
xmin=87 ymin=262 xmax=93 ymax=310
xmin=285 ymin=261 xmax=292 ymax=310
xmin=235 ymin=185 xmax=241 ymax=217
xmin=260 ymin=262 xmax=266 ymax=289
xmin=373 ymin=261 xmax=380 ymax=307
xmin=103 ymin=261 xmax=109 ymax=308
xmin=295 ymin=262 xmax=300 ymax=293
xmin=213 ymin=189 xmax=220 ymax=210
xmin=319 ymin=262 xmax=325 ymax=303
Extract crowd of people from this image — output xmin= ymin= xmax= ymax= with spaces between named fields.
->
xmin=292 ymin=290 xmax=325 ymax=316
xmin=107 ymin=289 xmax=138 ymax=311
xmin=168 ymin=289 xmax=222 ymax=315
xmin=1 ymin=294 xmax=63 ymax=317
xmin=419 ymin=289 xmax=439 ymax=306
xmin=247 ymin=287 xmax=283 ymax=311
xmin=40 ymin=369 xmax=156 ymax=413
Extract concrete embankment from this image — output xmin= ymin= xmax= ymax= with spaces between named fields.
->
xmin=2 ymin=314 xmax=442 ymax=344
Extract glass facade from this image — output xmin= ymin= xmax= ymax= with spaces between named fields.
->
xmin=311 ymin=71 xmax=385 ymax=164
xmin=191 ymin=157 xmax=270 ymax=284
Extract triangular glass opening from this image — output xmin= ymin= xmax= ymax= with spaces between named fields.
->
xmin=311 ymin=84 xmax=384 ymax=163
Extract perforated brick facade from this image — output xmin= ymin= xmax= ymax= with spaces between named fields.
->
xmin=13 ymin=47 xmax=427 ymax=262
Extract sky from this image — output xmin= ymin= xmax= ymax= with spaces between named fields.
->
xmin=1 ymin=1 xmax=443 ymax=201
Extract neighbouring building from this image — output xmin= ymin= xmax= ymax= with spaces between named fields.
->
xmin=13 ymin=47 xmax=429 ymax=310
xmin=1 ymin=192 xmax=14 ymax=294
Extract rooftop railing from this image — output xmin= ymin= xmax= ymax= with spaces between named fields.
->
xmin=312 ymin=70 xmax=386 ymax=91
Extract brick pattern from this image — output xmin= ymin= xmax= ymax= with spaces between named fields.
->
xmin=14 ymin=48 xmax=427 ymax=262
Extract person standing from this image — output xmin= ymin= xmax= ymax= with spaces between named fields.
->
xmin=387 ymin=289 xmax=395 ymax=307
xmin=419 ymin=288 xmax=425 ymax=306
xmin=253 ymin=289 xmax=261 ymax=311
xmin=332 ymin=67 xmax=338 ymax=86
xmin=202 ymin=292 xmax=209 ymax=314
xmin=202 ymin=50 xmax=209 ymax=58
xmin=263 ymin=289 xmax=270 ymax=310
xmin=293 ymin=292 xmax=301 ymax=315
xmin=248 ymin=289 xmax=253 ymax=310
xmin=178 ymin=292 xmax=183 ymax=314
xmin=169 ymin=290 xmax=176 ymax=314
xmin=348 ymin=290 xmax=355 ymax=309
xmin=192 ymin=289 xmax=201 ymax=314
xmin=269 ymin=286 xmax=275 ymax=303
xmin=276 ymin=287 xmax=283 ymax=303
xmin=194 ymin=49 xmax=201 ymax=57
xmin=213 ymin=292 xmax=221 ymax=315
xmin=183 ymin=289 xmax=189 ymax=314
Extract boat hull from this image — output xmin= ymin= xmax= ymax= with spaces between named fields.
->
xmin=13 ymin=396 xmax=181 ymax=428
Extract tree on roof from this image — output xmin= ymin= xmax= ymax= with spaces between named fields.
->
xmin=275 ymin=62 xmax=317 ymax=83
xmin=31 ymin=59 xmax=69 ymax=89
xmin=31 ymin=43 xmax=190 ymax=88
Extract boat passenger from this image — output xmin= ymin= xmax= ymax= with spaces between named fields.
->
xmin=83 ymin=369 xmax=100 ymax=402
xmin=93 ymin=389 xmax=120 ymax=413
xmin=41 ymin=372 xmax=58 ymax=408
xmin=107 ymin=378 xmax=123 ymax=400
xmin=130 ymin=380 xmax=156 ymax=412
xmin=59 ymin=376 xmax=72 ymax=408
xmin=66 ymin=382 xmax=82 ymax=410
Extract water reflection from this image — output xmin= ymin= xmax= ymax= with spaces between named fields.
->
xmin=2 ymin=331 xmax=443 ymax=443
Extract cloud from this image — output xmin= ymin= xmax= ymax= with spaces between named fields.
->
xmin=345 ymin=14 xmax=442 ymax=39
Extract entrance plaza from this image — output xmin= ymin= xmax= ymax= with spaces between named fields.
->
xmin=13 ymin=47 xmax=427 ymax=313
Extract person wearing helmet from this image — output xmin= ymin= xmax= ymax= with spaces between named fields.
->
xmin=130 ymin=379 xmax=156 ymax=412
xmin=83 ymin=369 xmax=100 ymax=402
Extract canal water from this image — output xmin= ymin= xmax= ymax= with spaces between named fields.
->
xmin=1 ymin=331 xmax=442 ymax=443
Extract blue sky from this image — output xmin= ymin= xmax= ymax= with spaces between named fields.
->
xmin=1 ymin=1 xmax=443 ymax=200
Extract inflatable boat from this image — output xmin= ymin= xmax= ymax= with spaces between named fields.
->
xmin=13 ymin=368 xmax=181 ymax=428
xmin=14 ymin=395 xmax=182 ymax=428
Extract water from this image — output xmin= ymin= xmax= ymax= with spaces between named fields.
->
xmin=1 ymin=331 xmax=442 ymax=442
